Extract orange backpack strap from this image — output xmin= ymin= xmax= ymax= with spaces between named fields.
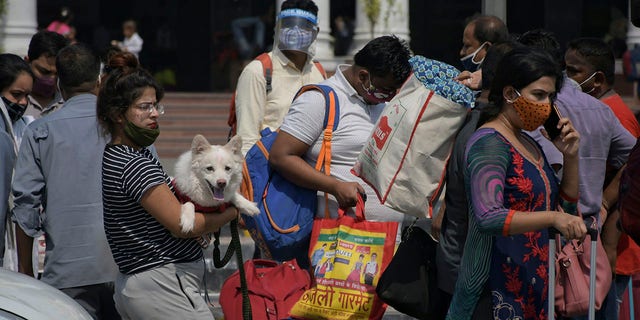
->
xmin=228 ymin=53 xmax=273 ymax=138
xmin=255 ymin=53 xmax=273 ymax=93
xmin=313 ymin=60 xmax=327 ymax=79
xmin=293 ymin=84 xmax=339 ymax=218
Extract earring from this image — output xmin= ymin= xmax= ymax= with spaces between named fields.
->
xmin=505 ymin=87 xmax=519 ymax=104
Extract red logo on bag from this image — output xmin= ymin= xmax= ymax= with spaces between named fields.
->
xmin=374 ymin=116 xmax=392 ymax=150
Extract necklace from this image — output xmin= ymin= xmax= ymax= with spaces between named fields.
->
xmin=496 ymin=114 xmax=541 ymax=164
xmin=597 ymin=88 xmax=613 ymax=99
xmin=498 ymin=114 xmax=514 ymax=133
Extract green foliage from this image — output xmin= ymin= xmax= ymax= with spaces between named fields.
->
xmin=362 ymin=0 xmax=397 ymax=39
xmin=154 ymin=68 xmax=177 ymax=88
xmin=362 ymin=0 xmax=381 ymax=39
xmin=383 ymin=0 xmax=397 ymax=30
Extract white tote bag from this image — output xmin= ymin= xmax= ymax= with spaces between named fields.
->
xmin=352 ymin=72 xmax=468 ymax=218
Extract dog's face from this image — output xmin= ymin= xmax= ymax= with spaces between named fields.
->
xmin=190 ymin=134 xmax=244 ymax=201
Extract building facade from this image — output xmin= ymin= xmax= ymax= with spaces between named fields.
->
xmin=0 ymin=0 xmax=632 ymax=91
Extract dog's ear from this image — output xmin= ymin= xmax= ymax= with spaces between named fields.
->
xmin=226 ymin=135 xmax=243 ymax=155
xmin=191 ymin=134 xmax=211 ymax=155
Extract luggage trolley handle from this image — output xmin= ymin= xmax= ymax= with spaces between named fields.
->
xmin=548 ymin=227 xmax=559 ymax=320
xmin=586 ymin=225 xmax=598 ymax=320
xmin=547 ymin=225 xmax=598 ymax=320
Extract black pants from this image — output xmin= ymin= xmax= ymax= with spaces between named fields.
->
xmin=433 ymin=286 xmax=492 ymax=320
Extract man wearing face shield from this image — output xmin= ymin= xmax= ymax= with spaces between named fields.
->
xmin=234 ymin=0 xmax=326 ymax=154
xmin=23 ymin=31 xmax=69 ymax=119
xmin=269 ymin=35 xmax=412 ymax=245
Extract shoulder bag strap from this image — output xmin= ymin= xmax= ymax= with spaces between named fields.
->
xmin=293 ymin=84 xmax=340 ymax=218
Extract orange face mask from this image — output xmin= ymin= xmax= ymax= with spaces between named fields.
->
xmin=511 ymin=90 xmax=551 ymax=131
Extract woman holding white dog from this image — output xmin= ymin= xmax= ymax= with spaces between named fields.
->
xmin=97 ymin=52 xmax=237 ymax=319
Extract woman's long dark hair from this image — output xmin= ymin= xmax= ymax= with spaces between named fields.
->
xmin=478 ymin=47 xmax=562 ymax=126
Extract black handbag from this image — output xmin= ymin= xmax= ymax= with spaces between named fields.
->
xmin=375 ymin=224 xmax=439 ymax=319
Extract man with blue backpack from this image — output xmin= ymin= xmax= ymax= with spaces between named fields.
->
xmin=267 ymin=35 xmax=412 ymax=247
xmin=230 ymin=0 xmax=326 ymax=263
xmin=232 ymin=0 xmax=326 ymax=154
xmin=240 ymin=36 xmax=410 ymax=271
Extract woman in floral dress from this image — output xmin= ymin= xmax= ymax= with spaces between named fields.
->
xmin=447 ymin=47 xmax=588 ymax=319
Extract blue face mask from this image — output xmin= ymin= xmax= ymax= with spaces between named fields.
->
xmin=460 ymin=42 xmax=487 ymax=72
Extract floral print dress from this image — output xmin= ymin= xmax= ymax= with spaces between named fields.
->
xmin=447 ymin=128 xmax=577 ymax=320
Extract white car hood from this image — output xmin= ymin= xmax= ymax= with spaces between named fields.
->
xmin=0 ymin=269 xmax=92 ymax=320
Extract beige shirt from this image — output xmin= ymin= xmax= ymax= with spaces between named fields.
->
xmin=26 ymin=93 xmax=64 ymax=119
xmin=235 ymin=48 xmax=326 ymax=154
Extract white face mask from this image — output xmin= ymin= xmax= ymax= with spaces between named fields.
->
xmin=578 ymin=72 xmax=597 ymax=94
xmin=460 ymin=42 xmax=487 ymax=71
xmin=564 ymin=71 xmax=581 ymax=89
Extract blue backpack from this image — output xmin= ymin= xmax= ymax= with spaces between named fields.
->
xmin=240 ymin=84 xmax=339 ymax=266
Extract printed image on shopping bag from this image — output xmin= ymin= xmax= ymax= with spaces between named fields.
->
xmin=290 ymin=218 xmax=397 ymax=320
xmin=352 ymin=65 xmax=470 ymax=218
xmin=355 ymin=101 xmax=407 ymax=189
xmin=312 ymin=242 xmax=337 ymax=279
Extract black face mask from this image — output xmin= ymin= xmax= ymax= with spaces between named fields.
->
xmin=1 ymin=96 xmax=27 ymax=123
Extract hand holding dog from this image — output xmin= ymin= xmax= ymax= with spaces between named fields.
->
xmin=141 ymin=183 xmax=240 ymax=238
xmin=177 ymin=202 xmax=240 ymax=235
xmin=204 ymin=205 xmax=239 ymax=233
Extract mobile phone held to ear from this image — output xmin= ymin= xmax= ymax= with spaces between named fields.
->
xmin=544 ymin=104 xmax=563 ymax=140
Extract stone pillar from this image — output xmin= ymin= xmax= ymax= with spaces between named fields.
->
xmin=626 ymin=19 xmax=640 ymax=99
xmin=314 ymin=0 xmax=332 ymax=62
xmin=482 ymin=0 xmax=507 ymax=24
xmin=350 ymin=0 xmax=410 ymax=56
xmin=0 ymin=0 xmax=38 ymax=57
xmin=628 ymin=20 xmax=640 ymax=49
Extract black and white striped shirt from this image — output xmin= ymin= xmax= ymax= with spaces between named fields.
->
xmin=102 ymin=144 xmax=202 ymax=274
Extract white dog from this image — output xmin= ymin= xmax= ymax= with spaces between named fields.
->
xmin=173 ymin=134 xmax=260 ymax=234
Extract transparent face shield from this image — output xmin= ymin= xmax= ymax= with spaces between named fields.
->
xmin=274 ymin=9 xmax=319 ymax=57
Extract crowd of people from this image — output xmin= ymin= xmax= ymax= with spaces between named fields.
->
xmin=1 ymin=0 xmax=640 ymax=319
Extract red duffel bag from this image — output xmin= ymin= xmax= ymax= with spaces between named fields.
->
xmin=219 ymin=259 xmax=311 ymax=320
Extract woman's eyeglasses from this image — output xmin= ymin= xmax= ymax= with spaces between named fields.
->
xmin=135 ymin=103 xmax=165 ymax=115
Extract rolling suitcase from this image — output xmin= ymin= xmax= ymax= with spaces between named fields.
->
xmin=548 ymin=226 xmax=599 ymax=320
